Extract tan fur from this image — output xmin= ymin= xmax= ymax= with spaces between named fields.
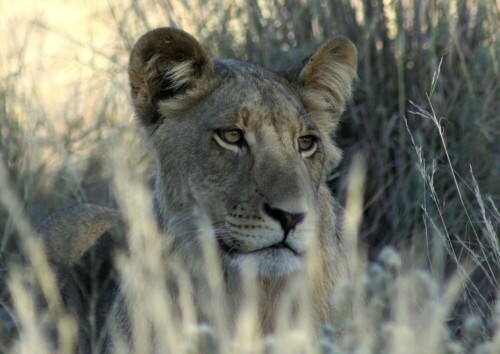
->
xmin=38 ymin=204 xmax=120 ymax=266
xmin=39 ymin=27 xmax=357 ymax=352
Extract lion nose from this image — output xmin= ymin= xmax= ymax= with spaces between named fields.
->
xmin=263 ymin=203 xmax=305 ymax=236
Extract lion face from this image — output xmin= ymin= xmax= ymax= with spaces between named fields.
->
xmin=188 ymin=64 xmax=325 ymax=276
xmin=151 ymin=63 xmax=323 ymax=276
xmin=128 ymin=28 xmax=357 ymax=278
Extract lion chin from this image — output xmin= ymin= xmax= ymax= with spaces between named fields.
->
xmin=227 ymin=245 xmax=303 ymax=278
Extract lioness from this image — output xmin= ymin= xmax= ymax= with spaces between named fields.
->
xmin=39 ymin=27 xmax=357 ymax=352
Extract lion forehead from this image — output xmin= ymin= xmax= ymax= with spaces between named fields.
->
xmin=194 ymin=61 xmax=309 ymax=133
xmin=214 ymin=60 xmax=303 ymax=106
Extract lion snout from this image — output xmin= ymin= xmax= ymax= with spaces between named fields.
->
xmin=262 ymin=202 xmax=305 ymax=237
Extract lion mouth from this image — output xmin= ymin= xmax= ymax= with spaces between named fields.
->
xmin=219 ymin=240 xmax=302 ymax=257
xmin=221 ymin=239 xmax=304 ymax=277
xmin=252 ymin=242 xmax=301 ymax=256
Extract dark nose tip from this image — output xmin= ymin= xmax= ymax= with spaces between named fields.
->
xmin=263 ymin=203 xmax=305 ymax=236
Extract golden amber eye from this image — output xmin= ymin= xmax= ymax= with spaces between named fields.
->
xmin=218 ymin=129 xmax=243 ymax=145
xmin=298 ymin=136 xmax=316 ymax=151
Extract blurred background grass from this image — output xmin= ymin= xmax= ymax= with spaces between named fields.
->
xmin=0 ymin=0 xmax=498 ymax=352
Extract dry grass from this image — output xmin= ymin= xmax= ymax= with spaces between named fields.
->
xmin=1 ymin=0 xmax=498 ymax=353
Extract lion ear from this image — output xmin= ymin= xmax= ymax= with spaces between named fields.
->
xmin=297 ymin=36 xmax=357 ymax=135
xmin=129 ymin=27 xmax=213 ymax=127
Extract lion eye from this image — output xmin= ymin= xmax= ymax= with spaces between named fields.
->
xmin=214 ymin=129 xmax=246 ymax=150
xmin=218 ymin=129 xmax=243 ymax=144
xmin=298 ymin=135 xmax=318 ymax=157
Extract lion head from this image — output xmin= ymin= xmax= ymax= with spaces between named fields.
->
xmin=128 ymin=28 xmax=356 ymax=282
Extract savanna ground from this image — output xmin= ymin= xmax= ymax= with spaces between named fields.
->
xmin=0 ymin=0 xmax=498 ymax=353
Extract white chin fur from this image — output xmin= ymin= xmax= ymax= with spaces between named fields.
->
xmin=229 ymin=248 xmax=303 ymax=277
